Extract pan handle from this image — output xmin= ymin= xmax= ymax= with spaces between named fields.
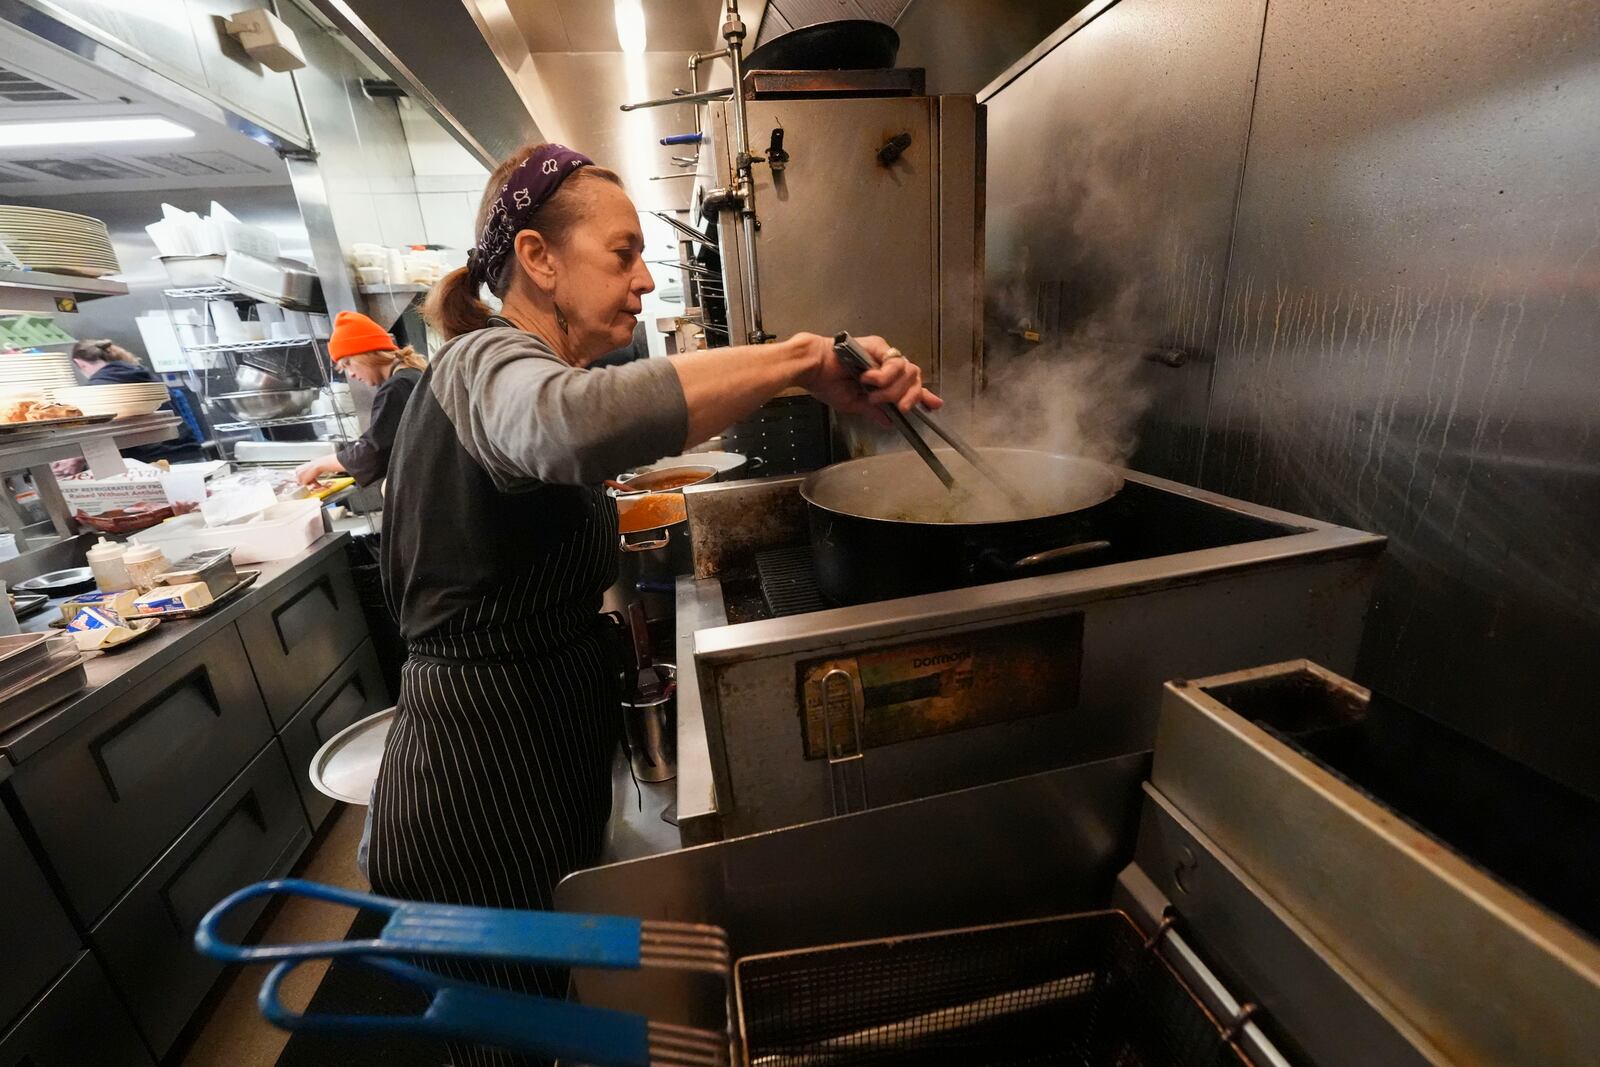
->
xmin=257 ymin=956 xmax=654 ymax=1066
xmin=820 ymin=667 xmax=869 ymax=817
xmin=983 ymin=539 xmax=1112 ymax=574
xmin=620 ymin=530 xmax=671 ymax=553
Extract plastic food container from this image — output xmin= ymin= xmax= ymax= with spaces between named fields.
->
xmin=132 ymin=499 xmax=325 ymax=564
xmin=0 ymin=642 xmax=87 ymax=733
xmin=85 ymin=537 xmax=133 ymax=592
xmin=220 ymin=252 xmax=322 ymax=310
xmin=158 ymin=254 xmax=226 ymax=285
xmin=122 ymin=544 xmax=170 ymax=592
xmin=0 ymin=632 xmax=56 ymax=690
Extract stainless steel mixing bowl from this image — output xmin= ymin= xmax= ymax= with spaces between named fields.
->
xmin=208 ymin=389 xmax=319 ymax=422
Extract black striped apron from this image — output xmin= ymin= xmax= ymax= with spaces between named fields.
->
xmin=367 ymin=490 xmax=621 ymax=1067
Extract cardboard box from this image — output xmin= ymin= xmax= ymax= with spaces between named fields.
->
xmin=57 ymin=461 xmax=227 ymax=514
xmin=134 ymin=581 xmax=213 ymax=614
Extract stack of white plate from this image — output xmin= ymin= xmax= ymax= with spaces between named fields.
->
xmin=0 ymin=206 xmax=120 ymax=278
xmin=0 ymin=352 xmax=78 ymax=403
xmin=53 ymin=383 xmax=169 ymax=418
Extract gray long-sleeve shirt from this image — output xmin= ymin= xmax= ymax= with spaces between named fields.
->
xmin=380 ymin=323 xmax=688 ymax=653
xmin=426 ymin=326 xmax=687 ymax=488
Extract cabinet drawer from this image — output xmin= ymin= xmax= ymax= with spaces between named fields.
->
xmin=9 ymin=625 xmax=273 ymax=925
xmin=0 ymin=951 xmax=153 ymax=1067
xmin=237 ymin=555 xmax=367 ymax=728
xmin=279 ymin=639 xmax=392 ymax=827
xmin=91 ymin=742 xmax=309 ymax=1059
xmin=0 ymin=799 xmax=79 ymax=1032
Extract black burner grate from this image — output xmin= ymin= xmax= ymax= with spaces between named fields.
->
xmin=756 ymin=546 xmax=829 ymax=618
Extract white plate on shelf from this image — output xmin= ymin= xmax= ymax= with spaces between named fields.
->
xmin=56 ymin=386 xmax=167 ymax=398
xmin=50 ymin=386 xmax=169 ymax=418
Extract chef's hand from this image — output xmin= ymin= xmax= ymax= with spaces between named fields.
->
xmin=797 ymin=333 xmax=943 ymax=426
xmin=294 ymin=456 xmax=345 ymax=486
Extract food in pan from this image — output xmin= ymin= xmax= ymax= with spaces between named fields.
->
xmin=134 ymin=581 xmax=214 ymax=614
xmin=25 ymin=402 xmax=84 ymax=421
xmin=72 ymin=501 xmax=174 ymax=534
xmin=625 ymin=470 xmax=709 ymax=491
xmin=1 ymin=399 xmax=84 ymax=423
xmin=60 ymin=589 xmax=140 ymax=626
xmin=66 ymin=605 xmax=141 ymax=650
xmin=616 ymin=492 xmax=686 ymax=534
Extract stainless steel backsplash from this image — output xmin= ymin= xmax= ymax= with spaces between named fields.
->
xmin=981 ymin=0 xmax=1600 ymax=799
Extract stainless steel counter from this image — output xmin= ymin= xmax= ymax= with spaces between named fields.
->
xmin=0 ymin=530 xmax=377 ymax=1060
xmin=2 ymin=532 xmax=352 ymax=766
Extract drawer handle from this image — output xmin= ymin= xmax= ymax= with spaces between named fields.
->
xmin=270 ymin=576 xmax=339 ymax=656
xmin=91 ymin=667 xmax=220 ymax=803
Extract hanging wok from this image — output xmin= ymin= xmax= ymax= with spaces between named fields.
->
xmin=744 ymin=20 xmax=900 ymax=72
xmin=800 ymin=448 xmax=1124 ymax=605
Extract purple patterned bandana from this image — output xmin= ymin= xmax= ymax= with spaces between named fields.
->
xmin=466 ymin=144 xmax=593 ymax=288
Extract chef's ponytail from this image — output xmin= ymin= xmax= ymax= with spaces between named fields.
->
xmin=424 ymin=143 xmax=621 ymax=341
xmin=424 ymin=265 xmax=492 ymax=340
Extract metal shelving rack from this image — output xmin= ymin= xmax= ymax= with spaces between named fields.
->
xmin=162 ymin=284 xmax=244 ymax=301
xmin=159 ymin=286 xmax=361 ymax=458
xmin=181 ymin=336 xmax=315 ymax=354
xmin=209 ymin=412 xmax=336 ymax=433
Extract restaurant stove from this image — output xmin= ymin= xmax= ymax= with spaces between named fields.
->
xmin=671 ymin=467 xmax=1385 ymax=843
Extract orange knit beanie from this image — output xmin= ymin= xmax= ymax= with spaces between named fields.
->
xmin=327 ymin=310 xmax=395 ymax=361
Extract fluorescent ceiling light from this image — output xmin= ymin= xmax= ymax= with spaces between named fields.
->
xmin=0 ymin=116 xmax=195 ymax=149
xmin=614 ymin=0 xmax=647 ymax=53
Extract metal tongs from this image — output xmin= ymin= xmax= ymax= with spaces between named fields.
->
xmin=196 ymin=879 xmax=730 ymax=1066
xmin=832 ymin=332 xmax=1032 ymax=510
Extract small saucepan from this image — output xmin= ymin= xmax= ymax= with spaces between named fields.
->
xmin=613 ymin=464 xmax=718 ymax=494
xmin=631 ymin=450 xmax=757 ymax=483
xmin=611 ymin=492 xmax=694 ymax=612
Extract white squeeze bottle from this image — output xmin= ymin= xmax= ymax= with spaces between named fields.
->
xmin=86 ymin=537 xmax=134 ymax=592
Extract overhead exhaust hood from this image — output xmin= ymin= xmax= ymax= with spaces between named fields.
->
xmin=299 ymin=0 xmax=542 ymax=167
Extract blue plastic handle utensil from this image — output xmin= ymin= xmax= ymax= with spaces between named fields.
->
xmin=258 ymin=955 xmax=653 ymax=1067
xmin=195 ymin=879 xmax=644 ymax=969
xmin=660 ymin=132 xmax=705 ymax=145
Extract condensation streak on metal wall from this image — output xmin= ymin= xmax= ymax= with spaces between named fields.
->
xmin=982 ymin=0 xmax=1600 ymax=799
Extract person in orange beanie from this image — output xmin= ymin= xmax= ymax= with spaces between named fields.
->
xmin=295 ymin=310 xmax=428 ymax=487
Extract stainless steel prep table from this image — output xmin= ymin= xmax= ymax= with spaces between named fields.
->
xmin=7 ymin=533 xmax=357 ymax=760
xmin=0 ymin=532 xmax=390 ymax=1061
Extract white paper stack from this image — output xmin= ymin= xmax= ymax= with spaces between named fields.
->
xmin=145 ymin=202 xmax=279 ymax=261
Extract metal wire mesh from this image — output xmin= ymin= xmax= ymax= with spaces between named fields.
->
xmin=735 ymin=911 xmax=1253 ymax=1067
